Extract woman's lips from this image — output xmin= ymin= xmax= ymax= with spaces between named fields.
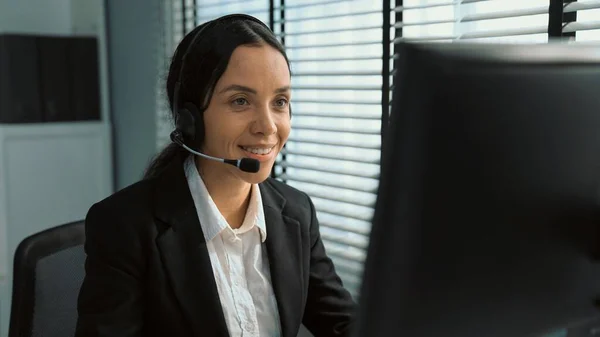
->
xmin=239 ymin=145 xmax=277 ymax=162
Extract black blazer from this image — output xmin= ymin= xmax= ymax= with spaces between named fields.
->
xmin=75 ymin=156 xmax=356 ymax=337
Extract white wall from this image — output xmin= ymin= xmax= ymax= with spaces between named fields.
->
xmin=0 ymin=1 xmax=112 ymax=336
xmin=0 ymin=0 xmax=72 ymax=35
xmin=105 ymin=0 xmax=160 ymax=189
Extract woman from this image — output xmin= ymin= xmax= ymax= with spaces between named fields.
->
xmin=75 ymin=13 xmax=355 ymax=337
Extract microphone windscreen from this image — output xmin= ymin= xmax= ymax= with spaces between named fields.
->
xmin=238 ymin=158 xmax=260 ymax=173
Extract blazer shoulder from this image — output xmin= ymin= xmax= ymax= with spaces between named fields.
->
xmin=87 ymin=177 xmax=157 ymax=225
xmin=264 ymin=177 xmax=311 ymax=203
xmin=262 ymin=177 xmax=313 ymax=218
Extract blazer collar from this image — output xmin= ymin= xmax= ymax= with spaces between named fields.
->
xmin=153 ymin=154 xmax=229 ymax=337
xmin=183 ymin=155 xmax=267 ymax=243
xmin=152 ymin=154 xmax=303 ymax=337
xmin=260 ymin=180 xmax=304 ymax=337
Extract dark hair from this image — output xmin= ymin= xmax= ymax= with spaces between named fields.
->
xmin=143 ymin=15 xmax=290 ymax=179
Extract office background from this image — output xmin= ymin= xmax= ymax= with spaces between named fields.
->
xmin=0 ymin=0 xmax=598 ymax=336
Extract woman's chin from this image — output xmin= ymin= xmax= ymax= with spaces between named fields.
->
xmin=237 ymin=166 xmax=273 ymax=184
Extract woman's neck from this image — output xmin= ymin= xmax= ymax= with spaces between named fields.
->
xmin=195 ymin=157 xmax=252 ymax=229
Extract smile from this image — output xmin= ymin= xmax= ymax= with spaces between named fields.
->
xmin=240 ymin=146 xmax=275 ymax=155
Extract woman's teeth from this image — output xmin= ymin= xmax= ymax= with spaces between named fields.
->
xmin=242 ymin=146 xmax=273 ymax=155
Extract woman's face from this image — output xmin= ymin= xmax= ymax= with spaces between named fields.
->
xmin=200 ymin=44 xmax=291 ymax=184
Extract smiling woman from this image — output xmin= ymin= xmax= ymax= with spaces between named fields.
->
xmin=75 ymin=13 xmax=355 ymax=337
xmin=201 ymin=45 xmax=292 ymax=187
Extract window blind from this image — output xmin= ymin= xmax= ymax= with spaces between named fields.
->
xmin=395 ymin=0 xmax=551 ymax=43
xmin=192 ymin=0 xmax=270 ymax=26
xmin=563 ymin=0 xmax=600 ymax=41
xmin=273 ymin=0 xmax=384 ymax=299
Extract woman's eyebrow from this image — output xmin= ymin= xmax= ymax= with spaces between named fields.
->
xmin=219 ymin=84 xmax=291 ymax=94
xmin=274 ymin=86 xmax=291 ymax=94
xmin=219 ymin=84 xmax=256 ymax=94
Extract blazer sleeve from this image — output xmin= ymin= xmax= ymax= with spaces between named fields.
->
xmin=75 ymin=202 xmax=145 ymax=337
xmin=301 ymin=195 xmax=357 ymax=337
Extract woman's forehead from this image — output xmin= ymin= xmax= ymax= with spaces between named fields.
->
xmin=216 ymin=45 xmax=290 ymax=90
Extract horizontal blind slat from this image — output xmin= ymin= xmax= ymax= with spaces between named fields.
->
xmin=564 ymin=0 xmax=600 ymax=13
xmin=195 ymin=0 xmax=248 ymax=9
xmin=394 ymin=35 xmax=455 ymax=42
xmin=292 ymin=111 xmax=381 ymax=120
xmin=393 ymin=6 xmax=548 ymax=28
xmin=287 ymin=136 xmax=381 ymax=149
xmin=289 ymin=56 xmax=382 ymax=62
xmin=394 ymin=26 xmax=548 ymax=42
xmin=322 ymin=236 xmax=368 ymax=251
xmin=315 ymin=208 xmax=374 ymax=223
xmin=285 ymin=181 xmax=377 ymax=208
xmin=563 ymin=21 xmax=600 ymax=33
xmin=307 ymin=192 xmax=376 ymax=208
xmin=280 ymin=149 xmax=380 ymax=165
xmin=274 ymin=0 xmax=349 ymax=11
xmin=285 ymin=40 xmax=381 ymax=49
xmin=314 ymin=204 xmax=374 ymax=223
xmin=292 ymin=84 xmax=382 ymax=90
xmin=323 ymin=241 xmax=367 ymax=263
xmin=394 ymin=18 xmax=455 ymax=28
xmin=320 ymin=218 xmax=372 ymax=236
xmin=291 ymin=70 xmax=381 ymax=76
xmin=393 ymin=0 xmax=488 ymax=12
xmin=278 ymin=161 xmax=379 ymax=179
xmin=274 ymin=9 xmax=381 ymax=23
xmin=195 ymin=9 xmax=269 ymax=22
xmin=321 ymin=229 xmax=369 ymax=250
xmin=461 ymin=6 xmax=548 ymax=22
xmin=280 ymin=173 xmax=379 ymax=193
xmin=290 ymin=125 xmax=380 ymax=135
xmin=277 ymin=24 xmax=382 ymax=37
xmin=292 ymin=98 xmax=380 ymax=105
xmin=460 ymin=25 xmax=548 ymax=39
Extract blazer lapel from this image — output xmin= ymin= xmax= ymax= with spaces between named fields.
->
xmin=153 ymin=157 xmax=229 ymax=337
xmin=260 ymin=182 xmax=304 ymax=337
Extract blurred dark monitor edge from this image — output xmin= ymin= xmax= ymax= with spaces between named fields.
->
xmin=354 ymin=42 xmax=600 ymax=337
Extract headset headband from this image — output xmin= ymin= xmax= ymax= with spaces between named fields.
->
xmin=173 ymin=14 xmax=271 ymax=115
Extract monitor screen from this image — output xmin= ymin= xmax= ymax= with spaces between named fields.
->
xmin=355 ymin=42 xmax=600 ymax=337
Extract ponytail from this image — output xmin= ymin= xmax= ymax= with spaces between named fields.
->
xmin=143 ymin=143 xmax=187 ymax=180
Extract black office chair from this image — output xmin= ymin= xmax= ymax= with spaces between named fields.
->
xmin=8 ymin=220 xmax=85 ymax=337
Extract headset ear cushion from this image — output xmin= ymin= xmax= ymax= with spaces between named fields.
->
xmin=183 ymin=102 xmax=201 ymax=117
xmin=184 ymin=102 xmax=204 ymax=143
xmin=184 ymin=102 xmax=203 ymax=141
xmin=176 ymin=104 xmax=197 ymax=141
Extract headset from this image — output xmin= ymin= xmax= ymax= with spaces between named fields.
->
xmin=169 ymin=14 xmax=273 ymax=173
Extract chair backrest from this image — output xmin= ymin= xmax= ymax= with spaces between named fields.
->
xmin=9 ymin=220 xmax=85 ymax=337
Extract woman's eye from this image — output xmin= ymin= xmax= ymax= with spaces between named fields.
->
xmin=232 ymin=98 xmax=249 ymax=106
xmin=275 ymin=98 xmax=288 ymax=108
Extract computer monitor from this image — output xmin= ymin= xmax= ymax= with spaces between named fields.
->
xmin=355 ymin=42 xmax=600 ymax=337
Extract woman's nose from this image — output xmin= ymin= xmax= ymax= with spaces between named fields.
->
xmin=251 ymin=106 xmax=277 ymax=135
